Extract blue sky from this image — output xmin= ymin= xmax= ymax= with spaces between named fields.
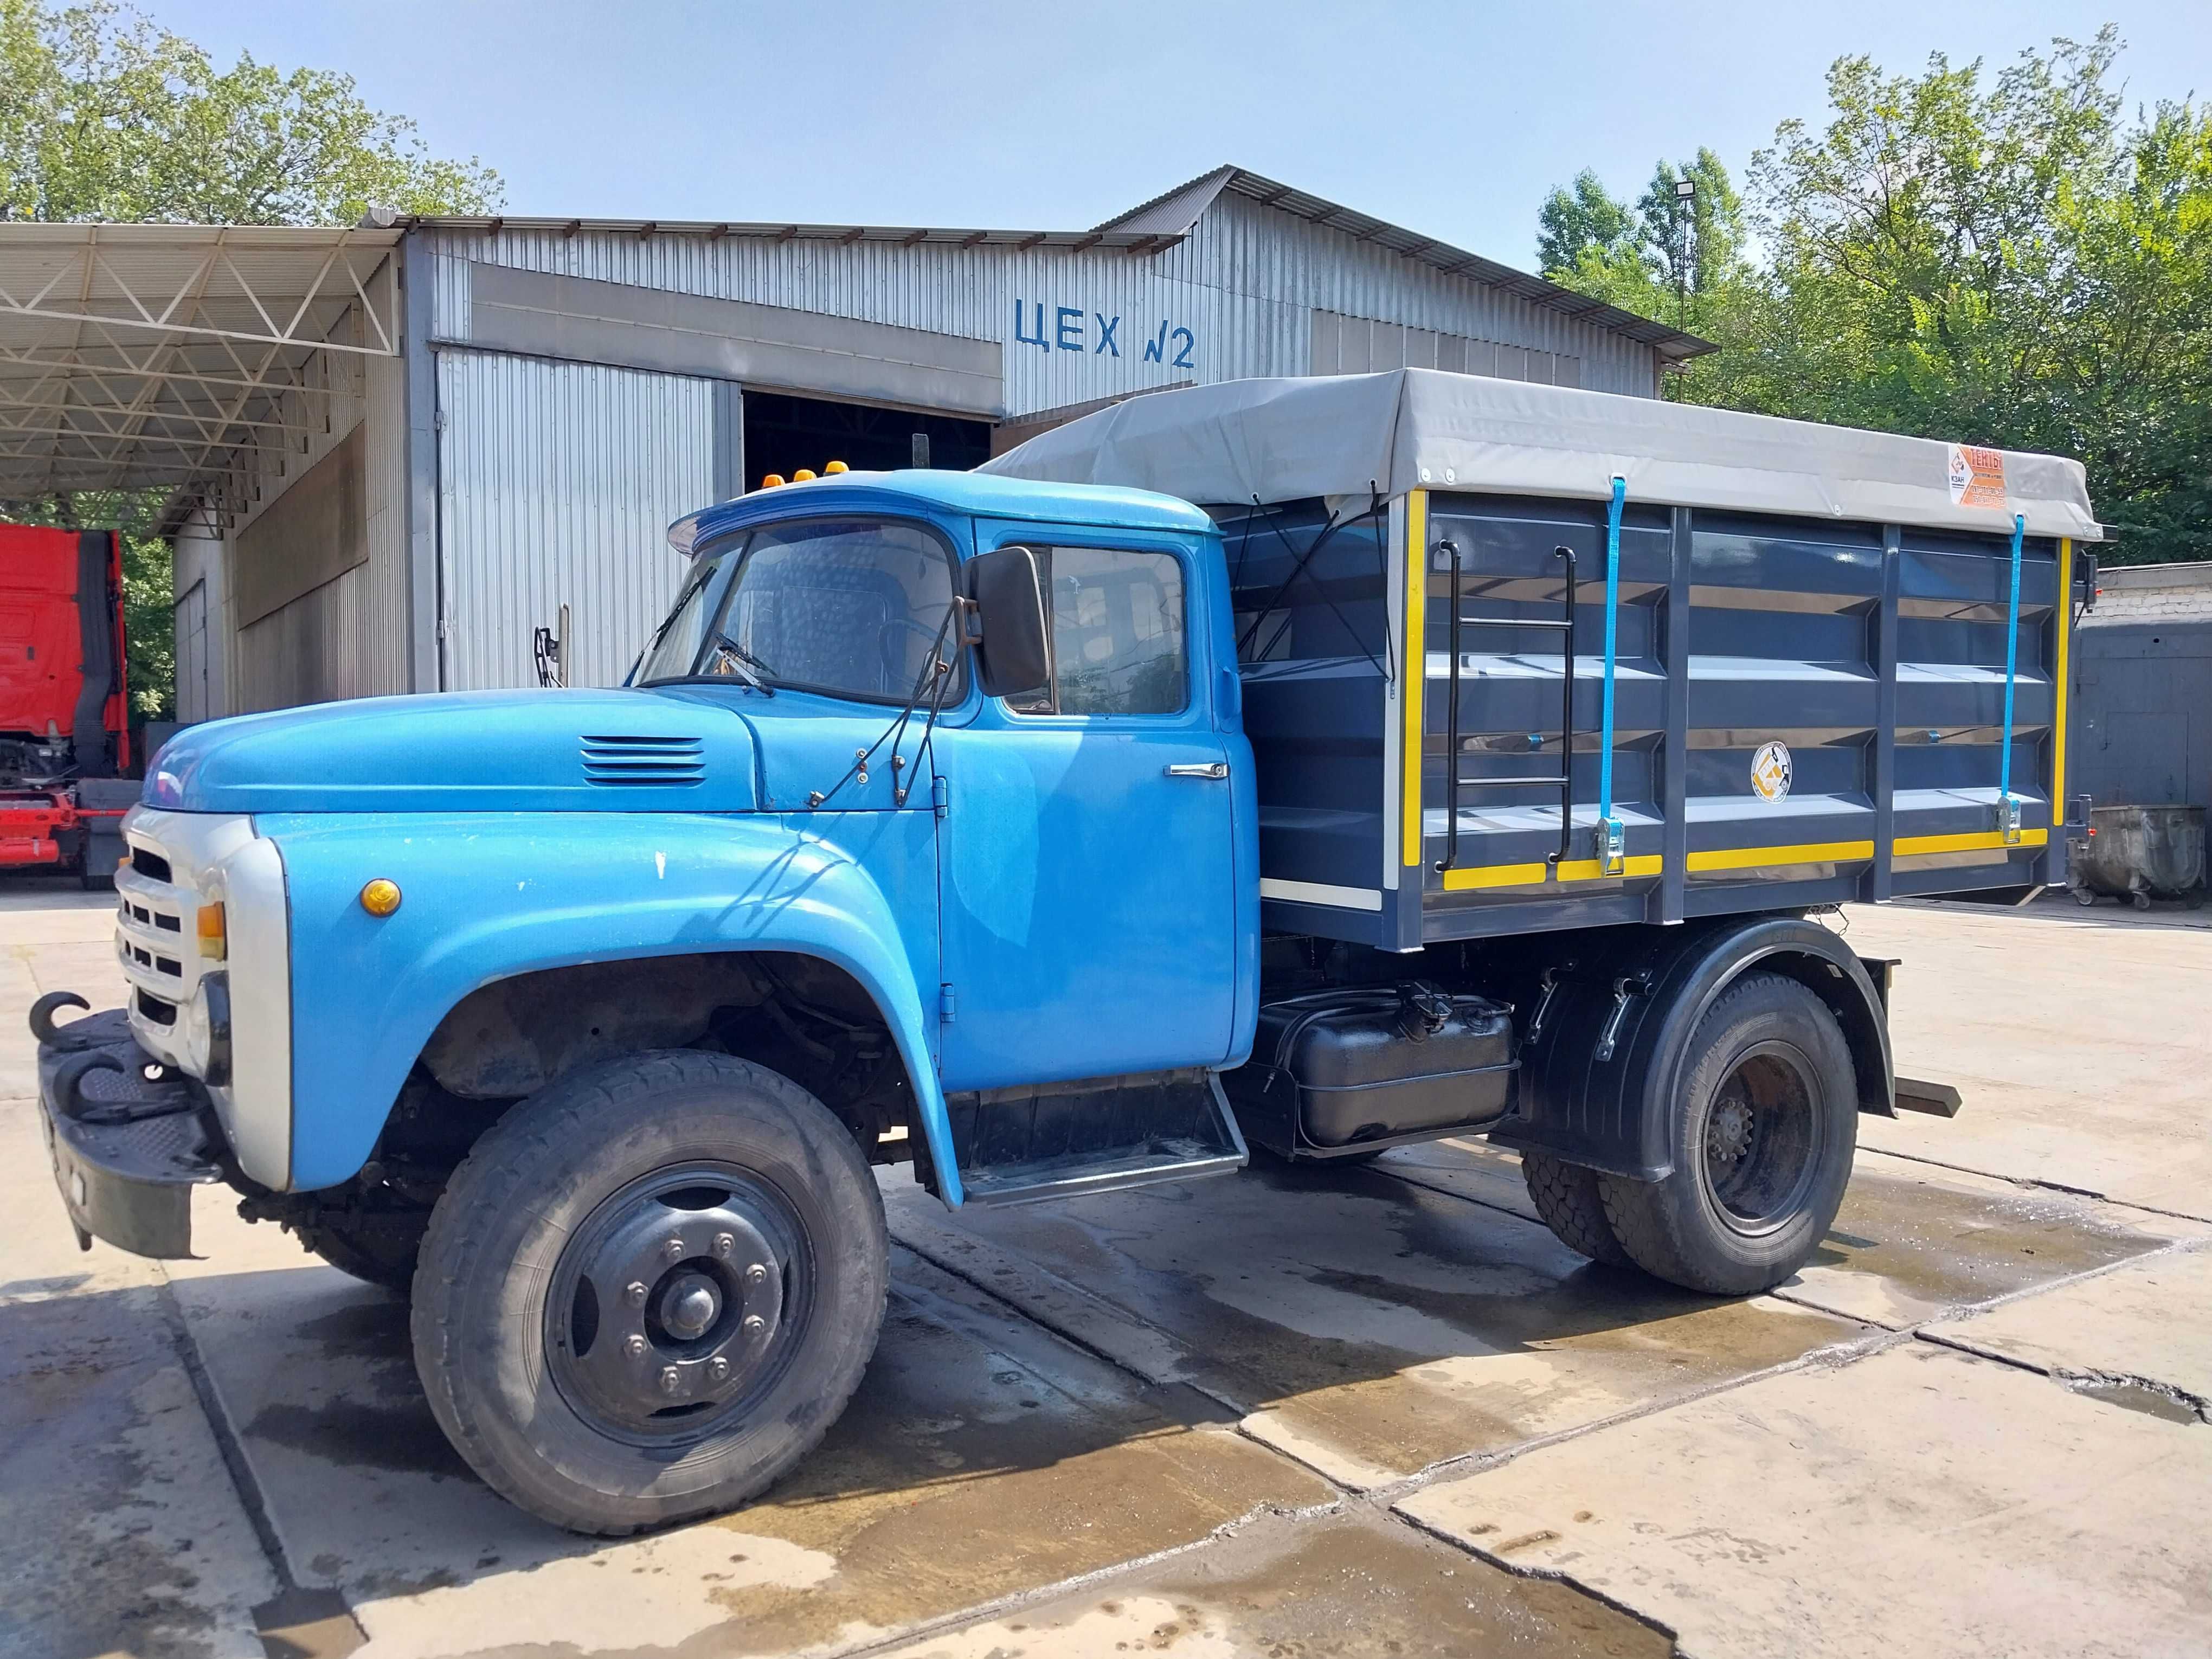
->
xmin=152 ymin=1 xmax=2208 ymax=269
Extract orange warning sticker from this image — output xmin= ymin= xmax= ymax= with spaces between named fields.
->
xmin=1946 ymin=443 xmax=2007 ymax=510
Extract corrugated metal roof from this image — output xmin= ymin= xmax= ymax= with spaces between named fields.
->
xmin=1096 ymin=165 xmax=1715 ymax=359
xmin=0 ymin=222 xmax=401 ymax=502
xmin=395 ymin=212 xmax=1182 ymax=256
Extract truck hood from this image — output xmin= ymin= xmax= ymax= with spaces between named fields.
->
xmin=145 ymin=690 xmax=760 ymax=814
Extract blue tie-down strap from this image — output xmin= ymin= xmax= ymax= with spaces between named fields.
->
xmin=1997 ymin=512 xmax=2024 ymax=844
xmin=1596 ymin=476 xmax=1626 ymax=873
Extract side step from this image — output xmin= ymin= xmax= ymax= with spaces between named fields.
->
xmin=948 ymin=1068 xmax=1248 ymax=1208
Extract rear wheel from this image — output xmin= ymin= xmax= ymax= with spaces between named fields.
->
xmin=1599 ymin=973 xmax=1856 ymax=1296
xmin=411 ymin=1050 xmax=888 ymax=1535
xmin=1521 ymin=1149 xmax=1632 ymax=1268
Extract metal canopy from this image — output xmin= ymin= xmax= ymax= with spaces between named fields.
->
xmin=0 ymin=223 xmax=400 ymax=504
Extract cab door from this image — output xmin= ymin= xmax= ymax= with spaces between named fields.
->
xmin=934 ymin=526 xmax=1240 ymax=1091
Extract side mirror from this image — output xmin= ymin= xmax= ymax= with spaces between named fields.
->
xmin=966 ymin=545 xmax=1051 ymax=699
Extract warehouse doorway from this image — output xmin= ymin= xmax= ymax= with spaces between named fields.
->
xmin=742 ymin=391 xmax=989 ymax=486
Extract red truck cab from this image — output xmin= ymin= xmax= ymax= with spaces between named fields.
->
xmin=0 ymin=524 xmax=132 ymax=885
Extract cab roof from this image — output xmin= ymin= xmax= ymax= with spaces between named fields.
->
xmin=666 ymin=468 xmax=1216 ymax=555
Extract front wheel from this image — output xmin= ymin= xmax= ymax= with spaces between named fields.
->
xmin=411 ymin=1050 xmax=888 ymax=1535
xmin=1598 ymin=973 xmax=1857 ymax=1296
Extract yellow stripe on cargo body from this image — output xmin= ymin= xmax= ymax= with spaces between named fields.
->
xmin=2052 ymin=537 xmax=2073 ymax=814
xmin=1401 ymin=490 xmax=1428 ymax=869
xmin=1894 ymin=828 xmax=2047 ymax=857
xmin=1684 ymin=840 xmax=1875 ymax=874
xmin=1441 ymin=854 xmax=1663 ymax=891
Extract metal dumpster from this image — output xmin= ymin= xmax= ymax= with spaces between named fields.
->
xmin=2068 ymin=804 xmax=2207 ymax=908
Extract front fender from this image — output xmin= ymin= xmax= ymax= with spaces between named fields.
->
xmin=255 ymin=810 xmax=957 ymax=1199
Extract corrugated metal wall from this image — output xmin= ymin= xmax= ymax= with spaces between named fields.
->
xmin=425 ymin=191 xmax=1662 ymax=421
xmin=436 ymin=349 xmax=715 ymax=691
xmin=230 ymin=319 xmax=410 ymax=713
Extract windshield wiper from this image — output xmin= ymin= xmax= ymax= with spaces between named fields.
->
xmin=705 ymin=638 xmax=777 ymax=696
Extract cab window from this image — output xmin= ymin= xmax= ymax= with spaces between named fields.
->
xmin=1005 ymin=546 xmax=1188 ymax=717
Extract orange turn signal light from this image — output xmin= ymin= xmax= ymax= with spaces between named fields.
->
xmin=196 ymin=902 xmax=227 ymax=961
xmin=359 ymin=878 xmax=402 ymax=918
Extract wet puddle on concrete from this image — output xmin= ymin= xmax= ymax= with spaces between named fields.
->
xmin=1780 ymin=1163 xmax=2182 ymax=1328
xmin=876 ymin=1505 xmax=1670 ymax=1659
xmin=1348 ymin=1137 xmax=2182 ymax=1330
xmin=907 ymin=1162 xmax=1870 ymax=1489
xmin=167 ymin=1218 xmax=1328 ymax=1658
xmin=2065 ymin=1377 xmax=2207 ymax=1426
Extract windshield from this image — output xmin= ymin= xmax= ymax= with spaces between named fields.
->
xmin=638 ymin=518 xmax=966 ymax=704
xmin=634 ymin=555 xmax=725 ymax=684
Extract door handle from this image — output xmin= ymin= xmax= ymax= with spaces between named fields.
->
xmin=1164 ymin=762 xmax=1230 ymax=780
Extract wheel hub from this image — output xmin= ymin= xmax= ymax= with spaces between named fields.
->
xmin=659 ymin=1271 xmax=722 ymax=1340
xmin=547 ymin=1174 xmax=794 ymax=1439
xmin=1706 ymin=1094 xmax=1756 ymax=1166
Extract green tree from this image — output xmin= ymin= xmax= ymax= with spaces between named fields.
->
xmin=1539 ymin=150 xmax=1754 ymax=393
xmin=1 ymin=0 xmax=500 ymax=223
xmin=1536 ymin=170 xmax=1641 ymax=275
xmin=2 ymin=0 xmax=504 ymax=720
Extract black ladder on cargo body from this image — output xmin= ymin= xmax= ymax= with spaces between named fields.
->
xmin=1437 ymin=541 xmax=1578 ymax=875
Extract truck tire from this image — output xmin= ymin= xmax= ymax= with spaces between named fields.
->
xmin=1597 ymin=973 xmax=1856 ymax=1296
xmin=410 ymin=1050 xmax=888 ymax=1535
xmin=1521 ymin=1149 xmax=1632 ymax=1268
xmin=302 ymin=1219 xmax=423 ymax=1296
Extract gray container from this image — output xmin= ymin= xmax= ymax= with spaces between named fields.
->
xmin=2068 ymin=805 xmax=2206 ymax=909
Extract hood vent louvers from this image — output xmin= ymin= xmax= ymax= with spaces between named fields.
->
xmin=581 ymin=734 xmax=706 ymax=788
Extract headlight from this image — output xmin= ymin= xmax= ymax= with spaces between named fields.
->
xmin=179 ymin=972 xmax=233 ymax=1086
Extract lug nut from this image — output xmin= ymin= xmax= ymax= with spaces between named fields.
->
xmin=744 ymin=1262 xmax=767 ymax=1286
xmin=659 ymin=1366 xmax=681 ymax=1394
xmin=713 ymin=1232 xmax=736 ymax=1257
xmin=662 ymin=1237 xmax=686 ymax=1262
xmin=625 ymin=1280 xmax=647 ymax=1306
xmin=709 ymin=1357 xmax=730 ymax=1381
xmin=623 ymin=1334 xmax=647 ymax=1358
xmin=742 ymin=1314 xmax=766 ymax=1336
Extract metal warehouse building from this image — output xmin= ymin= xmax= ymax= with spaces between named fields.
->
xmin=0 ymin=165 xmax=1707 ymax=719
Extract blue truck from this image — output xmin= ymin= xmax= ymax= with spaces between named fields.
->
xmin=36 ymin=371 xmax=2100 ymax=1533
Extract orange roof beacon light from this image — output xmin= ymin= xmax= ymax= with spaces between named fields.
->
xmin=792 ymin=468 xmax=817 ymax=483
xmin=758 ymin=473 xmax=786 ymax=490
xmin=823 ymin=460 xmax=849 ymax=474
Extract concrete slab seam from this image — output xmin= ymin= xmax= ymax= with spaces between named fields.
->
xmin=1361 ymin=1322 xmax=1911 ymax=1508
xmin=888 ymin=1219 xmax=1225 ymax=1400
xmin=1387 ymin=1500 xmax=1687 ymax=1648
xmin=1910 ymin=1230 xmax=2212 ymax=1325
xmin=818 ymin=1496 xmax=1351 ymax=1659
xmin=155 ymin=1264 xmax=372 ymax=1652
xmin=1915 ymin=1329 xmax=2212 ymax=1423
xmin=1859 ymin=1143 xmax=2212 ymax=1226
xmin=1372 ymin=1162 xmax=1539 ymax=1221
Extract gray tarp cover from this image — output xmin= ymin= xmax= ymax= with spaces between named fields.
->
xmin=979 ymin=369 xmax=2104 ymax=541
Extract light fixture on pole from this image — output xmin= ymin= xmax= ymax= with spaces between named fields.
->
xmin=1674 ymin=176 xmax=1695 ymax=335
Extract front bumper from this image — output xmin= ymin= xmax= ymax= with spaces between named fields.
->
xmin=33 ymin=997 xmax=227 ymax=1258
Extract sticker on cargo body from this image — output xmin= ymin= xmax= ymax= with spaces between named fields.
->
xmin=1751 ymin=741 xmax=1792 ymax=802
xmin=1946 ymin=442 xmax=2007 ymax=509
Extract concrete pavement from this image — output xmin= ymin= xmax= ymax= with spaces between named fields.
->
xmin=2 ymin=884 xmax=2207 ymax=1658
